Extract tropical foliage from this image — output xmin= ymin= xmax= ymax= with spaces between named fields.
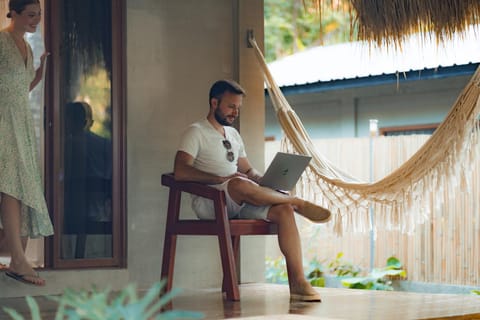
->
xmin=266 ymin=253 xmax=406 ymax=291
xmin=327 ymin=252 xmax=361 ymax=277
xmin=264 ymin=0 xmax=354 ymax=62
xmin=266 ymin=256 xmax=289 ymax=284
xmin=306 ymin=257 xmax=325 ymax=287
xmin=2 ymin=280 xmax=203 ymax=320
xmin=340 ymin=256 xmax=406 ymax=291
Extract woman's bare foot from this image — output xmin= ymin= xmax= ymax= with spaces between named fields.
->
xmin=7 ymin=260 xmax=45 ymax=286
xmin=290 ymin=280 xmax=322 ymax=302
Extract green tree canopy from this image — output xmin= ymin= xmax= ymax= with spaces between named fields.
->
xmin=264 ymin=0 xmax=355 ymax=62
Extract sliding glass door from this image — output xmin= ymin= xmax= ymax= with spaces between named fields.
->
xmin=45 ymin=0 xmax=125 ymax=268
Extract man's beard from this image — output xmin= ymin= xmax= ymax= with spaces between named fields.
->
xmin=214 ymin=109 xmax=233 ymax=126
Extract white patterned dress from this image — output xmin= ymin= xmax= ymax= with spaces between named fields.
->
xmin=0 ymin=31 xmax=53 ymax=238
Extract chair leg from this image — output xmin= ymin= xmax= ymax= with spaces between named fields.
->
xmin=222 ymin=236 xmax=240 ymax=293
xmin=161 ymin=233 xmax=177 ymax=294
xmin=218 ymin=233 xmax=240 ymax=301
xmin=232 ymin=236 xmax=241 ymax=281
xmin=161 ymin=188 xmax=181 ymax=295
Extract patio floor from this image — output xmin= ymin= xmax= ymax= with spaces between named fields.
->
xmin=1 ymin=283 xmax=480 ymax=319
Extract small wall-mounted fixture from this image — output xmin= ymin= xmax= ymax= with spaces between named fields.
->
xmin=247 ymin=29 xmax=254 ymax=48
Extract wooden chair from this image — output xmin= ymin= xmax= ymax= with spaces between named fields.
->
xmin=161 ymin=173 xmax=278 ymax=301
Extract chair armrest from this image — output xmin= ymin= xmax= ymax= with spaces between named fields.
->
xmin=161 ymin=173 xmax=225 ymax=200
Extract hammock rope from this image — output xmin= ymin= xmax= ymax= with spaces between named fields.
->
xmin=249 ymin=37 xmax=480 ymax=234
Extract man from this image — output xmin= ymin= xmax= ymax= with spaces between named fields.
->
xmin=174 ymin=79 xmax=331 ymax=302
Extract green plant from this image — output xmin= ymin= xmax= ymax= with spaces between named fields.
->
xmin=306 ymin=258 xmax=325 ymax=287
xmin=341 ymin=256 xmax=407 ymax=291
xmin=471 ymin=290 xmax=480 ymax=295
xmin=264 ymin=0 xmax=355 ymax=62
xmin=327 ymin=252 xmax=361 ymax=277
xmin=2 ymin=280 xmax=203 ymax=320
xmin=266 ymin=256 xmax=327 ymax=286
xmin=265 ymin=256 xmax=288 ymax=284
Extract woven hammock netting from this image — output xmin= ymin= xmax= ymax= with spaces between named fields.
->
xmin=249 ymin=37 xmax=480 ymax=235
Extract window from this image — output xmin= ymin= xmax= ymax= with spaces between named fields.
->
xmin=379 ymin=123 xmax=438 ymax=136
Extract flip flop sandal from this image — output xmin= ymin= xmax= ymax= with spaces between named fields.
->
xmin=290 ymin=292 xmax=322 ymax=302
xmin=5 ymin=271 xmax=45 ymax=286
xmin=298 ymin=201 xmax=332 ymax=223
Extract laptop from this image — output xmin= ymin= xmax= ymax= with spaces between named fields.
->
xmin=259 ymin=152 xmax=312 ymax=191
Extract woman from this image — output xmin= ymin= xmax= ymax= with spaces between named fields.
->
xmin=0 ymin=0 xmax=53 ymax=286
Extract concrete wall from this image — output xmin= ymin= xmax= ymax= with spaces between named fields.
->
xmin=126 ymin=0 xmax=266 ymax=290
xmin=265 ymin=75 xmax=471 ymax=140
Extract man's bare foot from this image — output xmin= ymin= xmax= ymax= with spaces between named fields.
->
xmin=290 ymin=280 xmax=322 ymax=302
xmin=295 ymin=199 xmax=331 ymax=223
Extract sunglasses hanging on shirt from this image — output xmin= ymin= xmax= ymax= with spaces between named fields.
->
xmin=222 ymin=140 xmax=234 ymax=162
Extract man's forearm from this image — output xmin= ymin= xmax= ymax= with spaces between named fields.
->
xmin=174 ymin=164 xmax=226 ymax=185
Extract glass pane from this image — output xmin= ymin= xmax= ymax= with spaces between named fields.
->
xmin=61 ymin=0 xmax=113 ymax=259
xmin=26 ymin=24 xmax=46 ymax=267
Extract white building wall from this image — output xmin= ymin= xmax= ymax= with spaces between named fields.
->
xmin=265 ymin=75 xmax=471 ymax=139
xmin=126 ymin=0 xmax=266 ymax=290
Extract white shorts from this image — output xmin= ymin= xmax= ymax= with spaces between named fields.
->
xmin=191 ymin=179 xmax=270 ymax=220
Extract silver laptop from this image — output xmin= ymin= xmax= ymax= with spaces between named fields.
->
xmin=259 ymin=152 xmax=312 ymax=191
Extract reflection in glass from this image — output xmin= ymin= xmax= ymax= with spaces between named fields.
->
xmin=61 ymin=0 xmax=113 ymax=259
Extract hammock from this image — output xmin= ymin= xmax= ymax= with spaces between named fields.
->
xmin=249 ymin=37 xmax=480 ymax=234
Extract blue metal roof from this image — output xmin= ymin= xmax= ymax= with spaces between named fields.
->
xmin=274 ymin=63 xmax=479 ymax=96
xmin=267 ymin=25 xmax=480 ymax=93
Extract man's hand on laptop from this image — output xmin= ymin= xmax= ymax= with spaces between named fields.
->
xmin=244 ymin=168 xmax=262 ymax=184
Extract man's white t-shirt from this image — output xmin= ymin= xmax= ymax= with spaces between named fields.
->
xmin=178 ymin=119 xmax=247 ymax=177
xmin=177 ymin=119 xmax=270 ymax=220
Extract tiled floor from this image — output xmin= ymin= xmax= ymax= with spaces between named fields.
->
xmin=1 ymin=283 xmax=480 ymax=319
xmin=171 ymin=283 xmax=480 ymax=320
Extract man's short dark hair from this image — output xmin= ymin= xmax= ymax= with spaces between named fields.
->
xmin=209 ymin=80 xmax=246 ymax=106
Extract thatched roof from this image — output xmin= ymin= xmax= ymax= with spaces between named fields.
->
xmin=3 ymin=1 xmax=478 ymax=49
xmin=308 ymin=0 xmax=480 ymax=46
